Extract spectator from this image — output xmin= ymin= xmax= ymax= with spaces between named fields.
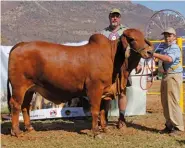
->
xmin=101 ymin=8 xmax=142 ymax=129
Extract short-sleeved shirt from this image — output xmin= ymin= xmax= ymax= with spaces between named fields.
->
xmin=101 ymin=24 xmax=128 ymax=41
xmin=160 ymin=42 xmax=183 ymax=73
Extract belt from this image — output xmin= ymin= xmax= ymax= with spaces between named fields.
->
xmin=163 ymin=72 xmax=182 ymax=77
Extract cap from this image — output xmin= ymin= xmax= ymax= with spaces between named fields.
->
xmin=161 ymin=27 xmax=176 ymax=35
xmin=110 ymin=8 xmax=121 ymax=15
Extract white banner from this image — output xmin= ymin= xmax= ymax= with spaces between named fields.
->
xmin=1 ymin=46 xmax=12 ymax=111
xmin=19 ymin=107 xmax=90 ymax=120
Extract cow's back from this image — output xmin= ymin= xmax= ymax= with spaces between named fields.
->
xmin=9 ymin=41 xmax=88 ymax=91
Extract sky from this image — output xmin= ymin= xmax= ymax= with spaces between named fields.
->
xmin=132 ymin=1 xmax=185 ymax=17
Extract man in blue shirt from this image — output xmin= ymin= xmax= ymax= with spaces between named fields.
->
xmin=150 ymin=27 xmax=184 ymax=136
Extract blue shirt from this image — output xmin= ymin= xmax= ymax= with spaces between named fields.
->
xmin=160 ymin=42 xmax=183 ymax=73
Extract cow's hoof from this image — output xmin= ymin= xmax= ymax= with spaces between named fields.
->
xmin=25 ymin=125 xmax=35 ymax=132
xmin=93 ymin=131 xmax=101 ymax=138
xmin=11 ymin=129 xmax=23 ymax=137
xmin=92 ymin=127 xmax=101 ymax=138
xmin=102 ymin=126 xmax=110 ymax=133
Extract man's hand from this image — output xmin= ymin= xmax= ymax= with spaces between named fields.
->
xmin=135 ymin=64 xmax=142 ymax=74
xmin=148 ymin=70 xmax=158 ymax=77
xmin=147 ymin=50 xmax=154 ymax=57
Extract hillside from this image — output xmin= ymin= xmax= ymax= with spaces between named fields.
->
xmin=1 ymin=1 xmax=154 ymax=45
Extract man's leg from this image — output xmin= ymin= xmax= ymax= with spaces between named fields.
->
xmin=160 ymin=77 xmax=172 ymax=133
xmin=117 ymin=87 xmax=127 ymax=129
xmin=167 ymin=74 xmax=184 ymax=132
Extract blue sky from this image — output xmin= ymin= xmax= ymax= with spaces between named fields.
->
xmin=132 ymin=1 xmax=185 ymax=17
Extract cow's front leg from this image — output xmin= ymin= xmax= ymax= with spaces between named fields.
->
xmin=87 ymin=83 xmax=103 ymax=137
xmin=100 ymin=99 xmax=110 ymax=133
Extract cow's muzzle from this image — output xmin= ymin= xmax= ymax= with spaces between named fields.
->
xmin=139 ymin=39 xmax=154 ymax=59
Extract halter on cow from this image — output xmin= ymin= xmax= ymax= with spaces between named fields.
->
xmin=7 ymin=28 xmax=153 ymax=137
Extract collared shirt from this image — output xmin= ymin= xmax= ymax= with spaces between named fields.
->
xmin=160 ymin=42 xmax=183 ymax=73
xmin=101 ymin=24 xmax=128 ymax=41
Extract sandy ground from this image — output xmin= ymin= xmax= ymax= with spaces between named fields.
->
xmin=1 ymin=80 xmax=185 ymax=148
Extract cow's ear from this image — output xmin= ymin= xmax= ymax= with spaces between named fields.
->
xmin=121 ymin=35 xmax=128 ymax=49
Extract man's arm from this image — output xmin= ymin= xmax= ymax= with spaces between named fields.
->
xmin=148 ymin=45 xmax=179 ymax=63
xmin=135 ymin=64 xmax=142 ymax=74
xmin=153 ymin=53 xmax=173 ymax=63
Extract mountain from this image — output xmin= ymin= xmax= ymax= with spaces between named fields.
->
xmin=1 ymin=1 xmax=155 ymax=45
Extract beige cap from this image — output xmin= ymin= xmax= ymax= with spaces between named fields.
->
xmin=110 ymin=8 xmax=121 ymax=15
xmin=161 ymin=27 xmax=176 ymax=35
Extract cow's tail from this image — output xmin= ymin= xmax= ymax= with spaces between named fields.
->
xmin=7 ymin=78 xmax=11 ymax=113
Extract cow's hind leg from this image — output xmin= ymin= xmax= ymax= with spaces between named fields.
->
xmin=9 ymin=96 xmax=23 ymax=137
xmin=21 ymin=91 xmax=35 ymax=132
xmin=10 ymin=84 xmax=33 ymax=137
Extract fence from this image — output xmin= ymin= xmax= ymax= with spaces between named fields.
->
xmin=147 ymin=38 xmax=185 ymax=113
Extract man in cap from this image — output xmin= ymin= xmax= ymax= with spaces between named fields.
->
xmin=101 ymin=8 xmax=142 ymax=129
xmin=101 ymin=8 xmax=128 ymax=41
xmin=149 ymin=27 xmax=184 ymax=136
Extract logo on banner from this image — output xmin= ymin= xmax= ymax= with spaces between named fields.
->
xmin=50 ymin=110 xmax=57 ymax=117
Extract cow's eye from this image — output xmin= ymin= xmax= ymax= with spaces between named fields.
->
xmin=129 ymin=38 xmax=135 ymax=45
xmin=127 ymin=37 xmax=135 ymax=43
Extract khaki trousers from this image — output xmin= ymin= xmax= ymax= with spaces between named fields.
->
xmin=161 ymin=73 xmax=184 ymax=131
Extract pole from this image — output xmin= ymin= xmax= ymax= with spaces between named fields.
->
xmin=177 ymin=38 xmax=184 ymax=113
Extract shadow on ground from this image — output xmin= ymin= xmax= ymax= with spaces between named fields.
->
xmin=1 ymin=118 xmax=92 ymax=135
xmin=2 ymin=116 xmax=164 ymax=136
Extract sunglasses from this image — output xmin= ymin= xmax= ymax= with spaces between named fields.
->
xmin=110 ymin=13 xmax=121 ymax=18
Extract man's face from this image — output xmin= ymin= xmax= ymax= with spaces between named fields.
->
xmin=109 ymin=13 xmax=121 ymax=28
xmin=163 ymin=33 xmax=176 ymax=45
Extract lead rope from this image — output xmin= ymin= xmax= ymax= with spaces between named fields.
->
xmin=139 ymin=42 xmax=162 ymax=90
xmin=139 ymin=59 xmax=153 ymax=90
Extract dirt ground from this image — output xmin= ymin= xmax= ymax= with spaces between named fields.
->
xmin=1 ymin=80 xmax=185 ymax=148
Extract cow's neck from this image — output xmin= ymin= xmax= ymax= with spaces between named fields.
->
xmin=110 ymin=39 xmax=124 ymax=61
xmin=109 ymin=39 xmax=120 ymax=62
xmin=111 ymin=39 xmax=141 ymax=74
xmin=127 ymin=50 xmax=141 ymax=73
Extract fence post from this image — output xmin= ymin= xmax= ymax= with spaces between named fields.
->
xmin=177 ymin=38 xmax=184 ymax=113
